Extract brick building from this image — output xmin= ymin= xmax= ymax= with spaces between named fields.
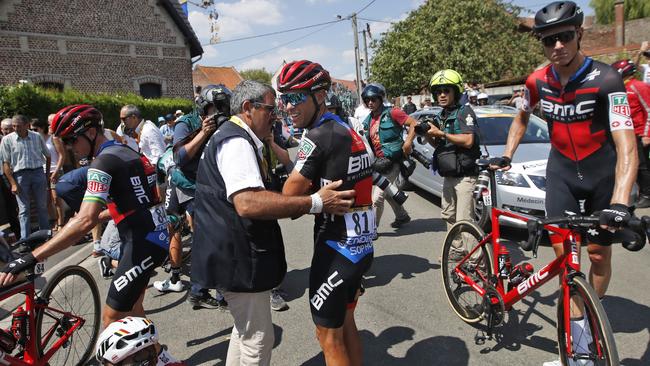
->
xmin=0 ymin=0 xmax=202 ymax=99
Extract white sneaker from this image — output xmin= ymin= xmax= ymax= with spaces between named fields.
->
xmin=153 ymin=278 xmax=185 ymax=293
xmin=542 ymin=359 xmax=593 ymax=366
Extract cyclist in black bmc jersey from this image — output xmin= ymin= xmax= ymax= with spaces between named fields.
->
xmin=494 ymin=3 xmax=637 ymax=365
xmin=0 ymin=105 xmax=180 ymax=363
xmin=280 ymin=60 xmax=374 ymax=366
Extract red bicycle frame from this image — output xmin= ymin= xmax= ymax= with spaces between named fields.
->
xmin=0 ymin=279 xmax=86 ymax=365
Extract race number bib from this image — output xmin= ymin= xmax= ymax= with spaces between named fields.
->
xmin=344 ymin=208 xmax=376 ymax=239
xmin=34 ymin=261 xmax=46 ymax=275
xmin=326 ymin=207 xmax=375 ymax=263
xmin=149 ymin=204 xmax=169 ymax=228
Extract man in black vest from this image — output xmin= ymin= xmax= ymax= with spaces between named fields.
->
xmin=192 ymin=80 xmax=355 ymax=365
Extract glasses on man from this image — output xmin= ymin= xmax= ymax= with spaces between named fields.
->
xmin=120 ymin=114 xmax=134 ymax=122
xmin=433 ymin=87 xmax=453 ymax=96
xmin=253 ymin=102 xmax=277 ymax=115
xmin=362 ymin=96 xmax=380 ymax=105
xmin=280 ymin=92 xmax=309 ymax=106
xmin=541 ymin=30 xmax=576 ymax=48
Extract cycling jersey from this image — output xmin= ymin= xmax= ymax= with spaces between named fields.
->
xmin=523 ymin=57 xmax=633 ymax=245
xmin=295 ymin=112 xmax=374 ymax=328
xmin=625 ymin=78 xmax=650 ymax=137
xmin=83 ymin=141 xmax=169 ymax=311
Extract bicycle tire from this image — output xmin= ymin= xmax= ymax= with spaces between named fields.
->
xmin=35 ymin=265 xmax=101 ymax=366
xmin=556 ymin=275 xmax=619 ymax=366
xmin=441 ymin=220 xmax=494 ymax=323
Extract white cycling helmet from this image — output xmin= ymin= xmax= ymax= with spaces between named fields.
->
xmin=95 ymin=317 xmax=158 ymax=363
xmin=477 ymin=93 xmax=488 ymax=100
xmin=468 ymin=90 xmax=478 ymax=98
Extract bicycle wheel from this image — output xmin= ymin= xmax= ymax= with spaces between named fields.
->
xmin=441 ymin=220 xmax=494 ymax=323
xmin=556 ymin=276 xmax=619 ymax=366
xmin=35 ymin=265 xmax=101 ymax=366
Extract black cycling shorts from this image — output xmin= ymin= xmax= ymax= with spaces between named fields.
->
xmin=309 ymin=242 xmax=372 ymax=328
xmin=106 ymin=225 xmax=168 ymax=312
xmin=545 ymin=169 xmax=614 ymax=246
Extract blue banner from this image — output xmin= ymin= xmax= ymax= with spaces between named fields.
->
xmin=179 ymin=0 xmax=188 ymax=16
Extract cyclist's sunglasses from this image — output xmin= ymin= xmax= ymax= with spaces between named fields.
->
xmin=540 ymin=30 xmax=576 ymax=47
xmin=281 ymin=92 xmax=309 ymax=106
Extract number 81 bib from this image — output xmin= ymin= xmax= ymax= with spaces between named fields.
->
xmin=326 ymin=207 xmax=375 ymax=263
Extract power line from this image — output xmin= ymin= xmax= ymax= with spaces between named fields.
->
xmin=203 ymin=19 xmax=344 ymax=46
xmin=217 ymin=21 xmax=341 ymax=66
xmin=355 ymin=0 xmax=376 ymax=15
xmin=358 ymin=17 xmax=395 ymax=24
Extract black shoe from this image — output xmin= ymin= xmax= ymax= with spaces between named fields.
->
xmin=636 ymin=196 xmax=650 ymax=208
xmin=98 ymin=256 xmax=114 ymax=279
xmin=390 ymin=215 xmax=411 ymax=228
xmin=188 ymin=294 xmax=228 ymax=310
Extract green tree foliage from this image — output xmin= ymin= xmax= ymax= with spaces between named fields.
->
xmin=0 ymin=84 xmax=193 ymax=130
xmin=590 ymin=0 xmax=650 ymax=24
xmin=369 ymin=0 xmax=544 ymax=95
xmin=239 ymin=68 xmax=273 ymax=84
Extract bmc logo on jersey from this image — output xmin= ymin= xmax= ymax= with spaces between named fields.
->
xmin=348 ymin=154 xmax=372 ymax=174
xmin=113 ymin=256 xmax=154 ymax=292
xmin=310 ymin=271 xmax=344 ymax=310
xmin=540 ymin=100 xmax=595 ymax=116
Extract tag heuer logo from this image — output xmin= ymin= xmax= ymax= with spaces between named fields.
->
xmin=297 ymin=137 xmax=315 ymax=161
xmin=609 ymin=93 xmax=630 ymax=117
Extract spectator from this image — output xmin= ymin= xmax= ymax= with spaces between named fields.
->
xmin=425 ymin=70 xmax=481 ymax=258
xmin=636 ymin=41 xmax=649 ymax=85
xmin=0 ymin=118 xmax=20 ymax=239
xmin=477 ymin=93 xmax=489 ymax=106
xmin=191 ymin=80 xmax=353 ymax=365
xmin=30 ymin=117 xmax=65 ymax=233
xmin=422 ymin=97 xmax=434 ymax=109
xmin=0 ymin=115 xmax=51 ymax=239
xmin=157 ymin=116 xmax=165 ymax=127
xmin=160 ymin=114 xmax=175 ymax=147
xmin=117 ymin=105 xmax=166 ymax=165
xmin=611 ymin=59 xmax=650 ymax=207
xmin=467 ymin=90 xmax=478 ymax=106
xmin=402 ymin=96 xmax=417 ymax=115
xmin=508 ymin=87 xmax=526 ymax=110
xmin=175 ymin=109 xmax=184 ymax=119
xmin=361 ymin=83 xmax=416 ymax=229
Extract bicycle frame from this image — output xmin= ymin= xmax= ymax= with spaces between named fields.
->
xmin=0 ymin=279 xmax=86 ymax=365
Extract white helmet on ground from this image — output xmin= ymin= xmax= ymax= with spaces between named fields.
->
xmin=95 ymin=317 xmax=158 ymax=364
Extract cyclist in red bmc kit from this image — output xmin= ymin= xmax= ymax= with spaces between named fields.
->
xmin=493 ymin=2 xmax=637 ymax=365
xmin=280 ymin=60 xmax=374 ymax=366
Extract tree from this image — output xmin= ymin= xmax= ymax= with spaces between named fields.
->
xmin=239 ymin=68 xmax=273 ymax=84
xmin=590 ymin=0 xmax=650 ymax=24
xmin=369 ymin=0 xmax=543 ymax=96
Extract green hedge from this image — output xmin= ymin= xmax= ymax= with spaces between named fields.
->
xmin=0 ymin=84 xmax=194 ymax=130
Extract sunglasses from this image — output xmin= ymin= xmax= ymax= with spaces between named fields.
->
xmin=541 ymin=30 xmax=576 ymax=47
xmin=253 ymin=102 xmax=277 ymax=115
xmin=280 ymin=92 xmax=309 ymax=106
xmin=433 ymin=87 xmax=453 ymax=96
xmin=120 ymin=114 xmax=134 ymax=122
xmin=362 ymin=96 xmax=381 ymax=104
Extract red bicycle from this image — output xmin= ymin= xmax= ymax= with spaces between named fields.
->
xmin=0 ymin=230 xmax=100 ymax=365
xmin=440 ymin=160 xmax=647 ymax=366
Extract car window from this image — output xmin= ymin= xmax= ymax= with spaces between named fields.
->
xmin=476 ymin=115 xmax=549 ymax=145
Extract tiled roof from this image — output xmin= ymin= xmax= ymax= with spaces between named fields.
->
xmin=331 ymin=78 xmax=357 ymax=92
xmin=193 ymin=65 xmax=244 ymax=90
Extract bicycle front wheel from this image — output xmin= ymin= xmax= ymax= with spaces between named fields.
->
xmin=556 ymin=275 xmax=619 ymax=366
xmin=35 ymin=265 xmax=101 ymax=366
xmin=441 ymin=220 xmax=494 ymax=323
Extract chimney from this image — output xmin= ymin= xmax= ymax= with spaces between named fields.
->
xmin=614 ymin=0 xmax=625 ymax=46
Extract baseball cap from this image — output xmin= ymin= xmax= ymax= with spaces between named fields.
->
xmin=158 ymin=116 xmax=165 ymax=123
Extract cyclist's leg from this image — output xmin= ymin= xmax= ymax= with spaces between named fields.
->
xmin=584 ymin=173 xmax=615 ymax=298
xmin=545 ymin=171 xmax=581 ymax=259
xmin=342 ymin=288 xmax=364 ymax=366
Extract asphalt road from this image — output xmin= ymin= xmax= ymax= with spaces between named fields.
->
xmin=69 ymin=187 xmax=650 ymax=365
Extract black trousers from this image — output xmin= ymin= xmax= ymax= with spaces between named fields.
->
xmin=636 ymin=137 xmax=650 ymax=198
xmin=0 ymin=176 xmax=20 ymax=237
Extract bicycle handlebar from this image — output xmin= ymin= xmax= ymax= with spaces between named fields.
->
xmin=524 ymin=215 xmax=650 ymax=253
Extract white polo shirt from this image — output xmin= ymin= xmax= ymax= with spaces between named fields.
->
xmin=214 ymin=116 xmax=265 ymax=202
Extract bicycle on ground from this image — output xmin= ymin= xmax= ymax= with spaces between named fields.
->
xmin=0 ymin=230 xmax=100 ymax=365
xmin=440 ymin=158 xmax=648 ymax=366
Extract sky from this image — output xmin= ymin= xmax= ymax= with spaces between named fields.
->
xmin=187 ymin=0 xmax=595 ymax=80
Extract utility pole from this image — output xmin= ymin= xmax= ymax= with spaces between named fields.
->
xmin=362 ymin=29 xmax=370 ymax=81
xmin=351 ymin=13 xmax=363 ymax=100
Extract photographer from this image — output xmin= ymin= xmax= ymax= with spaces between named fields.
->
xmin=361 ymin=83 xmax=416 ymax=229
xmin=424 ymin=70 xmax=480 ymax=256
xmin=152 ymin=84 xmax=230 ymax=310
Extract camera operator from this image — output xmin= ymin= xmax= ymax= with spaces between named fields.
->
xmin=152 ymin=84 xmax=230 ymax=310
xmin=423 ymin=70 xmax=480 ymax=257
xmin=361 ymin=83 xmax=416 ymax=229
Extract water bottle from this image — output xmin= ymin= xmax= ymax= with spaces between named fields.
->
xmin=509 ymin=262 xmax=534 ymax=286
xmin=497 ymin=246 xmax=511 ymax=279
xmin=10 ymin=306 xmax=28 ymax=346
xmin=473 ymin=171 xmax=490 ymax=199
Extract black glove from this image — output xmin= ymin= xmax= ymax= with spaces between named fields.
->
xmin=1 ymin=253 xmax=37 ymax=276
xmin=599 ymin=203 xmax=631 ymax=228
xmin=489 ymin=156 xmax=511 ymax=169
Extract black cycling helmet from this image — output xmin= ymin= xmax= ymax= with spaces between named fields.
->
xmin=361 ymin=83 xmax=386 ymax=102
xmin=195 ymin=84 xmax=232 ymax=116
xmin=325 ymin=92 xmax=341 ymax=109
xmin=533 ymin=1 xmax=583 ymax=35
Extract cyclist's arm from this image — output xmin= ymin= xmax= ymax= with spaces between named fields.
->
xmin=502 ymin=109 xmax=531 ymax=160
xmin=610 ymin=129 xmax=637 ymax=206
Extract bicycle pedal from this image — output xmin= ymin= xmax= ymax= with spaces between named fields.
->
xmin=474 ymin=332 xmax=486 ymax=345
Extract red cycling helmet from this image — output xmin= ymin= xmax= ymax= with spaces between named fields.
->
xmin=51 ymin=104 xmax=103 ymax=139
xmin=277 ymin=60 xmax=331 ymax=93
xmin=611 ymin=59 xmax=637 ymax=79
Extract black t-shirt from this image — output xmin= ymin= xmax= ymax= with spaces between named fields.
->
xmin=294 ymin=113 xmax=374 ymax=245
